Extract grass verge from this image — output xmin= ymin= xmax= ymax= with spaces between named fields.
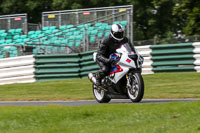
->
xmin=0 ymin=101 xmax=200 ymax=133
xmin=0 ymin=72 xmax=199 ymax=101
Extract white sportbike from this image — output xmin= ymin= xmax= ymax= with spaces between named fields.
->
xmin=88 ymin=43 xmax=144 ymax=103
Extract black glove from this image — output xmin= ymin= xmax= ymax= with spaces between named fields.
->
xmin=109 ymin=58 xmax=115 ymax=63
xmin=109 ymin=58 xmax=119 ymax=68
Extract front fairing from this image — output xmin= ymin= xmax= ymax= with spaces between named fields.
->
xmin=116 ymin=43 xmax=138 ymax=68
xmin=109 ymin=43 xmax=138 ymax=84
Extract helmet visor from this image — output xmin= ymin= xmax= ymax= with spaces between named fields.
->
xmin=113 ymin=31 xmax=124 ymax=39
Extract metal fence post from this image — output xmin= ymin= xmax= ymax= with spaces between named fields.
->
xmin=8 ymin=16 xmax=11 ymax=30
xmin=24 ymin=14 xmax=28 ymax=34
xmin=131 ymin=5 xmax=133 ymax=43
xmin=42 ymin=13 xmax=44 ymax=28
xmin=59 ymin=12 xmax=61 ymax=28
xmin=76 ymin=12 xmax=79 ymax=25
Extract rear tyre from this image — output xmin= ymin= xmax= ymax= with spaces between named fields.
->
xmin=127 ymin=73 xmax=144 ymax=102
xmin=93 ymin=84 xmax=111 ymax=103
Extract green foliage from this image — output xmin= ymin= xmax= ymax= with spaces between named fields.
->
xmin=1 ymin=0 xmax=200 ymax=40
xmin=131 ymin=0 xmax=155 ymax=40
xmin=173 ymin=0 xmax=200 ymax=35
xmin=0 ymin=0 xmax=25 ymax=14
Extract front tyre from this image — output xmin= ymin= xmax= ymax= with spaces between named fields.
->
xmin=93 ymin=84 xmax=111 ymax=103
xmin=127 ymin=73 xmax=144 ymax=102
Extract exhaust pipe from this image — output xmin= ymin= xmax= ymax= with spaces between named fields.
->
xmin=88 ymin=73 xmax=97 ymax=84
xmin=88 ymin=73 xmax=108 ymax=91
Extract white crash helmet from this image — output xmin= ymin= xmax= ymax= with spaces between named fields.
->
xmin=110 ymin=24 xmax=124 ymax=41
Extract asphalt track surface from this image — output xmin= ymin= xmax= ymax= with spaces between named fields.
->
xmin=0 ymin=99 xmax=199 ymax=106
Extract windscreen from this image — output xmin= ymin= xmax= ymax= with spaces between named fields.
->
xmin=118 ymin=43 xmax=134 ymax=54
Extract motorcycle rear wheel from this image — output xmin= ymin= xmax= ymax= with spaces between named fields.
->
xmin=93 ymin=84 xmax=111 ymax=103
xmin=127 ymin=73 xmax=144 ymax=102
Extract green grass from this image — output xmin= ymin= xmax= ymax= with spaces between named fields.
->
xmin=0 ymin=101 xmax=200 ymax=133
xmin=144 ymin=72 xmax=200 ymax=98
xmin=0 ymin=72 xmax=200 ymax=101
xmin=0 ymin=73 xmax=200 ymax=133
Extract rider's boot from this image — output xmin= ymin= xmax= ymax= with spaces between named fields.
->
xmin=95 ymin=72 xmax=102 ymax=87
xmin=95 ymin=71 xmax=106 ymax=87
xmin=95 ymin=77 xmax=101 ymax=87
xmin=94 ymin=72 xmax=108 ymax=91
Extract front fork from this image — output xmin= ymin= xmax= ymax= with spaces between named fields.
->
xmin=126 ymin=73 xmax=136 ymax=95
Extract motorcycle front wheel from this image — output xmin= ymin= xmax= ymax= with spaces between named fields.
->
xmin=93 ymin=84 xmax=111 ymax=103
xmin=127 ymin=73 xmax=144 ymax=102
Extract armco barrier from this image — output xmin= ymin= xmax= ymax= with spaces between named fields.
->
xmin=0 ymin=45 xmax=159 ymax=84
xmin=79 ymin=51 xmax=99 ymax=78
xmin=136 ymin=45 xmax=153 ymax=74
xmin=0 ymin=42 xmax=200 ymax=85
xmin=34 ymin=51 xmax=99 ymax=81
xmin=0 ymin=55 xmax=35 ymax=85
xmin=33 ymin=45 xmax=153 ymax=81
xmin=34 ymin=54 xmax=81 ymax=81
xmin=150 ymin=43 xmax=197 ymax=73
xmin=193 ymin=42 xmax=200 ymax=72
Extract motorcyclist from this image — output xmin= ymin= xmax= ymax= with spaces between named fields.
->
xmin=95 ymin=23 xmax=137 ymax=86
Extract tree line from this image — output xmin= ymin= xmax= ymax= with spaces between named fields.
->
xmin=0 ymin=0 xmax=199 ymax=41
